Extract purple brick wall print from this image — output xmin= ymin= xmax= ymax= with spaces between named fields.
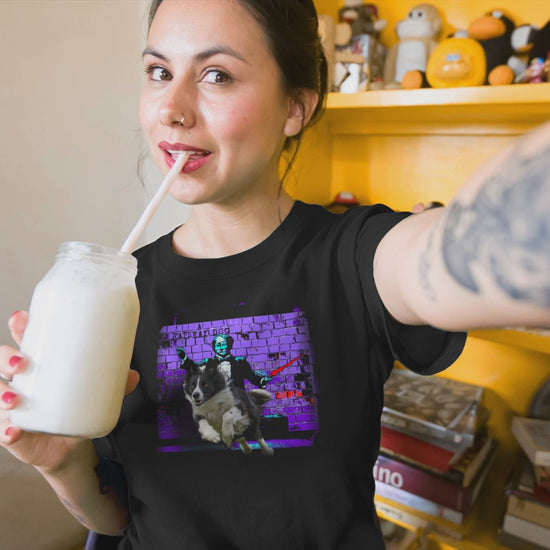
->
xmin=156 ymin=309 xmax=320 ymax=453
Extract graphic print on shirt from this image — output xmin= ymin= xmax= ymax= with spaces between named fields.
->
xmin=156 ymin=309 xmax=320 ymax=453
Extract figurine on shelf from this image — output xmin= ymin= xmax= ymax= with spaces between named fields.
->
xmin=338 ymin=1 xmax=386 ymax=38
xmin=512 ymin=20 xmax=550 ymax=83
xmin=467 ymin=10 xmax=524 ymax=85
xmin=424 ymin=33 xmax=487 ymax=89
xmin=325 ymin=191 xmax=361 ymax=214
xmin=516 ymin=55 xmax=550 ymax=84
xmin=383 ymin=3 xmax=443 ymax=89
xmin=329 ymin=1 xmax=387 ymax=92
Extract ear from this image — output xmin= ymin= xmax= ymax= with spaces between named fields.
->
xmin=283 ymin=89 xmax=319 ymax=138
xmin=204 ymin=359 xmax=218 ymax=374
xmin=186 ymin=361 xmax=199 ymax=375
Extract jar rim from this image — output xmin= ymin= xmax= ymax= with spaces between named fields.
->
xmin=57 ymin=241 xmax=137 ymax=274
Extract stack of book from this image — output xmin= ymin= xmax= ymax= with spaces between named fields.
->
xmin=375 ymin=368 xmax=496 ymax=525
xmin=498 ymin=416 xmax=550 ymax=549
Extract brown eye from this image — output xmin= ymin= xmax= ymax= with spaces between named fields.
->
xmin=146 ymin=66 xmax=172 ymax=82
xmin=203 ymin=69 xmax=232 ymax=84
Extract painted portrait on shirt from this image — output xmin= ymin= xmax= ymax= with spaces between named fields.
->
xmin=155 ymin=308 xmax=320 ymax=454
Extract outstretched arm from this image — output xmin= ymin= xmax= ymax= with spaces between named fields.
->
xmin=374 ymin=121 xmax=550 ymax=331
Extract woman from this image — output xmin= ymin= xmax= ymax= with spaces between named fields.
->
xmin=1 ymin=1 xmax=549 ymax=548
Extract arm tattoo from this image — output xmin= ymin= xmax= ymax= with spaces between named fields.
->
xmin=441 ymin=141 xmax=550 ymax=306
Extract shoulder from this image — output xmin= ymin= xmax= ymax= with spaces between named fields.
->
xmin=132 ymin=229 xmax=176 ymax=265
xmin=294 ymin=201 xmax=409 ymax=250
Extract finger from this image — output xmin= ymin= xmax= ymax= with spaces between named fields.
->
xmin=0 ymin=345 xmax=28 ymax=380
xmin=0 ymin=387 xmax=20 ymax=410
xmin=411 ymin=202 xmax=427 ymax=214
xmin=125 ymin=370 xmax=140 ymax=395
xmin=8 ymin=311 xmax=28 ymax=347
xmin=0 ymin=420 xmax=22 ymax=447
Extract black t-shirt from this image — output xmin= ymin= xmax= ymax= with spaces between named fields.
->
xmin=94 ymin=201 xmax=466 ymax=550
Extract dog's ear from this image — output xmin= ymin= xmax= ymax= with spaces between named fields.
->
xmin=184 ymin=361 xmax=200 ymax=376
xmin=204 ymin=358 xmax=219 ymax=375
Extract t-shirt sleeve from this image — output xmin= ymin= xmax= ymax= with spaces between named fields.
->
xmin=355 ymin=205 xmax=466 ymax=378
xmin=92 ymin=433 xmax=120 ymax=462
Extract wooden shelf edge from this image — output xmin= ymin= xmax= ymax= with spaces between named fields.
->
xmin=323 ymin=84 xmax=550 ymax=134
xmin=327 ymin=84 xmax=550 ymax=110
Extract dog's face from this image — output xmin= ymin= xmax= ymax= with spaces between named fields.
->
xmin=183 ymin=359 xmax=227 ymax=407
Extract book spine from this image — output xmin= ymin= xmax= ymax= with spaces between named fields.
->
xmin=374 ymin=480 xmax=464 ymax=525
xmin=382 ymin=410 xmax=475 ymax=446
xmin=374 ymin=455 xmax=472 ymax=513
xmin=512 ymin=418 xmax=550 ymax=467
xmin=535 ymin=465 xmax=550 ymax=489
xmin=507 ymin=495 xmax=550 ymax=528
xmin=502 ymin=513 xmax=550 ymax=548
xmin=381 ymin=426 xmax=455 ymax=472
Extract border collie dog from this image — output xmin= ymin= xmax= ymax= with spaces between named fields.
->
xmin=183 ymin=358 xmax=274 ymax=456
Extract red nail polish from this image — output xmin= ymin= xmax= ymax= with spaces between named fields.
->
xmin=2 ymin=392 xmax=16 ymax=405
xmin=5 ymin=426 xmax=14 ymax=437
xmin=2 ymin=391 xmax=17 ymax=405
xmin=8 ymin=355 xmax=22 ymax=368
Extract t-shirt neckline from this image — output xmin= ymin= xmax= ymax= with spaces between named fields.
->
xmin=156 ymin=200 xmax=306 ymax=280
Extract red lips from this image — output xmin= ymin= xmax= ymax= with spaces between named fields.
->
xmin=158 ymin=141 xmax=211 ymax=173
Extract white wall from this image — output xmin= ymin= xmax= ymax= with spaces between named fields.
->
xmin=0 ymin=2 xmax=192 ymax=548
xmin=0 ymin=0 xmax=190 ymax=346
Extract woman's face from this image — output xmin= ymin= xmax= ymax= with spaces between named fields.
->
xmin=140 ymin=0 xmax=302 ymax=206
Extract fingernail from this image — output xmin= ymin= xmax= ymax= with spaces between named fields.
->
xmin=11 ymin=311 xmax=20 ymax=319
xmin=5 ymin=426 xmax=14 ymax=437
xmin=2 ymin=392 xmax=16 ymax=405
xmin=9 ymin=355 xmax=23 ymax=368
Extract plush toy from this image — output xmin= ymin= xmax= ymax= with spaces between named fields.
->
xmin=425 ymin=35 xmax=487 ymax=88
xmin=512 ymin=20 xmax=550 ymax=82
xmin=467 ymin=10 xmax=519 ymax=85
xmin=383 ymin=4 xmax=443 ymax=89
xmin=338 ymin=1 xmax=386 ymax=38
xmin=531 ymin=20 xmax=550 ymax=62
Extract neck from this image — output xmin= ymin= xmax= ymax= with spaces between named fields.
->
xmin=172 ymin=190 xmax=295 ymax=259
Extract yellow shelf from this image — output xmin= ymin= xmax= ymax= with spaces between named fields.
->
xmin=324 ymin=84 xmax=550 ymax=134
xmin=469 ymin=328 xmax=550 ymax=355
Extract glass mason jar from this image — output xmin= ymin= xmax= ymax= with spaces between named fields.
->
xmin=9 ymin=242 xmax=140 ymax=438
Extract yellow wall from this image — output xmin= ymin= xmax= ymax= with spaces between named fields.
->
xmin=295 ymin=3 xmax=550 ymax=546
xmin=315 ymin=0 xmax=549 ymax=41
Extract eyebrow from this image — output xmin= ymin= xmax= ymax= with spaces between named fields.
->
xmin=142 ymin=45 xmax=249 ymax=65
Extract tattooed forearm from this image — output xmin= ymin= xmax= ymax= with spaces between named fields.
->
xmin=441 ymin=140 xmax=550 ymax=306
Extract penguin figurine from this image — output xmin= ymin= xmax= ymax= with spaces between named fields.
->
xmin=512 ymin=20 xmax=550 ymax=66
xmin=468 ymin=10 xmax=517 ymax=85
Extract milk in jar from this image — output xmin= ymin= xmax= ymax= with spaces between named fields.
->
xmin=9 ymin=242 xmax=140 ymax=438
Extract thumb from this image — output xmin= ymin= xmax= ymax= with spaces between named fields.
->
xmin=125 ymin=369 xmax=140 ymax=395
xmin=8 ymin=311 xmax=29 ymax=347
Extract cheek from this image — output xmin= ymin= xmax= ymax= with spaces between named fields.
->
xmin=206 ymin=104 xmax=251 ymax=142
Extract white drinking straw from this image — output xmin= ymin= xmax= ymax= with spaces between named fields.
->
xmin=120 ymin=152 xmax=190 ymax=254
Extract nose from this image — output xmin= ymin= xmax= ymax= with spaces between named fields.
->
xmin=192 ymin=391 xmax=201 ymax=399
xmin=158 ymin=80 xmax=195 ymax=129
